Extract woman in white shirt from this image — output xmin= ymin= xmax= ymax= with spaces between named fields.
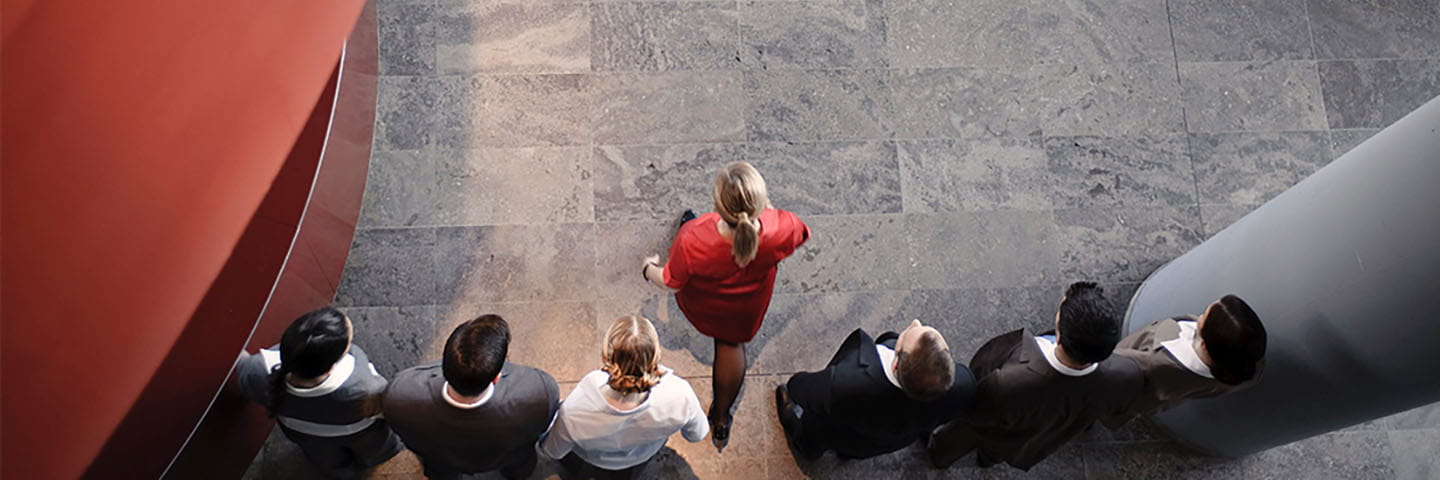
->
xmin=539 ymin=315 xmax=709 ymax=479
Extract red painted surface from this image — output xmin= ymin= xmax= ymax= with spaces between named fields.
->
xmin=1 ymin=0 xmax=367 ymax=478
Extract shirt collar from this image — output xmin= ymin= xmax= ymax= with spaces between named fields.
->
xmin=875 ymin=344 xmax=903 ymax=389
xmin=442 ymin=381 xmax=495 ymax=409
xmin=261 ymin=349 xmax=356 ymax=397
xmin=1161 ymin=321 xmax=1214 ymax=378
xmin=1035 ymin=336 xmax=1097 ymax=376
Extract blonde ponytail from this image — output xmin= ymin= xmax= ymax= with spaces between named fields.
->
xmin=602 ymin=316 xmax=664 ymax=394
xmin=713 ymin=161 xmax=769 ymax=267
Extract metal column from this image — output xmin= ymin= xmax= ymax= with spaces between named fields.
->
xmin=1124 ymin=96 xmax=1440 ymax=457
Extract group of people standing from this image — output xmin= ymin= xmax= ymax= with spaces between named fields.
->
xmin=235 ymin=161 xmax=1269 ymax=478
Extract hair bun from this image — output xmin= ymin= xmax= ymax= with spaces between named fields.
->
xmin=603 ymin=363 xmax=661 ymax=394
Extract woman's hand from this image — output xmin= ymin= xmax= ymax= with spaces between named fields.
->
xmin=641 ymin=254 xmax=674 ymax=290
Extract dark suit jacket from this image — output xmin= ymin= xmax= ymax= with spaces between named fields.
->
xmin=381 ymin=362 xmax=559 ymax=474
xmin=934 ymin=329 xmax=1143 ymax=470
xmin=1107 ymin=317 xmax=1261 ymax=426
xmin=788 ymin=328 xmax=976 ymax=459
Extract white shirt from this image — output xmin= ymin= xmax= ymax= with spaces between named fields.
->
xmin=1035 ymin=336 xmax=1098 ymax=376
xmin=875 ymin=344 xmax=903 ymax=389
xmin=539 ymin=368 xmax=708 ymax=470
xmin=1161 ymin=321 xmax=1214 ymax=379
xmin=442 ymin=381 xmax=495 ymax=409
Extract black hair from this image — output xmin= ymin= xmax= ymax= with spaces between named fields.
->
xmin=1201 ymin=294 xmax=1267 ymax=385
xmin=443 ymin=314 xmax=510 ymax=396
xmin=1057 ymin=281 xmax=1121 ymax=365
xmin=267 ymin=306 xmax=350 ymax=416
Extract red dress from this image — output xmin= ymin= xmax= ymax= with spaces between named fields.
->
xmin=663 ymin=208 xmax=810 ymax=343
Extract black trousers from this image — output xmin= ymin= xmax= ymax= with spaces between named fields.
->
xmin=279 ymin=421 xmax=403 ymax=479
xmin=419 ymin=447 xmax=537 ymax=480
xmin=557 ymin=452 xmax=649 ymax=480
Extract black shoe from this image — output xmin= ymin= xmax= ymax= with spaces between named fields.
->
xmin=976 ymin=451 xmax=1000 ymax=469
xmin=776 ymin=384 xmax=823 ymax=460
xmin=709 ymin=411 xmax=731 ymax=453
xmin=680 ymin=209 xmax=697 ymax=225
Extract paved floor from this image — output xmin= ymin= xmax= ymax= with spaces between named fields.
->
xmin=247 ymin=0 xmax=1440 ymax=478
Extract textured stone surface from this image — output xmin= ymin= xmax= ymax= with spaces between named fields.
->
xmin=252 ymin=1 xmax=1436 ymax=477
xmin=1179 ymin=60 xmax=1327 ymax=132
xmin=1168 ymin=0 xmax=1313 ymax=61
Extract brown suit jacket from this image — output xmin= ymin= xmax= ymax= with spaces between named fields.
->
xmin=931 ymin=329 xmax=1143 ymax=470
xmin=1107 ymin=317 xmax=1260 ymax=426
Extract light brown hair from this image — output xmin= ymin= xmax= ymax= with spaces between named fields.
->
xmin=713 ymin=161 xmax=770 ymax=267
xmin=602 ymin=315 xmax=664 ymax=394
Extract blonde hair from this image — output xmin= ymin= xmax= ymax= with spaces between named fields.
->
xmin=713 ymin=161 xmax=769 ymax=267
xmin=602 ymin=316 xmax=664 ymax=394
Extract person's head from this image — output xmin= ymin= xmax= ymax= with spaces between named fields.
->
xmin=713 ymin=161 xmax=769 ymax=267
xmin=602 ymin=315 xmax=664 ymax=395
xmin=1055 ymin=281 xmax=1121 ymax=365
xmin=894 ymin=319 xmax=956 ymax=401
xmin=442 ymin=314 xmax=511 ymax=397
xmin=1197 ymin=294 xmax=1267 ymax=385
xmin=268 ymin=306 xmax=352 ymax=415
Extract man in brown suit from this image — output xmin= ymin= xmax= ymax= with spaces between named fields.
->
xmin=927 ymin=282 xmax=1143 ymax=471
xmin=1106 ymin=294 xmax=1266 ymax=426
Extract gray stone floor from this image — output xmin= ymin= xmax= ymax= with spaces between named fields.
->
xmin=246 ymin=0 xmax=1440 ymax=478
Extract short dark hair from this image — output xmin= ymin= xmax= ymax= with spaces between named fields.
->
xmin=442 ymin=314 xmax=510 ymax=396
xmin=1201 ymin=295 xmax=1267 ymax=385
xmin=269 ymin=307 xmax=350 ymax=416
xmin=1057 ymin=281 xmax=1121 ymax=365
xmin=895 ymin=330 xmax=955 ymax=401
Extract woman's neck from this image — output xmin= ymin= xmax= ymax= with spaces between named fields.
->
xmin=603 ymin=386 xmax=649 ymax=409
xmin=287 ymin=371 xmax=331 ymax=388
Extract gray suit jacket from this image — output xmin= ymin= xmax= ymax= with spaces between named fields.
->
xmin=381 ymin=362 xmax=559 ymax=474
xmin=1107 ymin=317 xmax=1260 ymax=426
xmin=932 ymin=329 xmax=1144 ymax=470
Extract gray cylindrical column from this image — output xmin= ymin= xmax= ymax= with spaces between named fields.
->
xmin=1125 ymin=96 xmax=1440 ymax=457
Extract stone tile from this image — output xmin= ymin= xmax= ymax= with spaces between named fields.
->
xmin=335 ymin=228 xmax=437 ymax=307
xmin=433 ymin=74 xmax=592 ymax=149
xmin=594 ymin=71 xmax=745 ymax=145
xmin=741 ymin=0 xmax=888 ymax=70
xmin=1387 ymin=401 xmax=1440 ymax=430
xmin=1307 ymin=0 xmax=1440 ymax=59
xmin=1319 ymin=59 xmax=1440 ymax=129
xmin=1330 ymin=128 xmax=1380 ymax=157
xmin=1389 ymin=428 xmax=1440 ymax=480
xmin=933 ymin=444 xmax=1085 ymax=479
xmin=433 ymin=223 xmax=595 ymax=304
xmin=1189 ymin=131 xmax=1333 ymax=205
xmin=745 ymin=69 xmax=892 ymax=142
xmin=1043 ymin=133 xmax=1196 ymax=209
xmin=1248 ymin=431 xmax=1395 ymax=479
xmin=347 ymin=305 xmax=440 ymax=377
xmin=1031 ymin=62 xmax=1184 ymax=136
xmin=1054 ymin=206 xmax=1204 ymax=284
xmin=378 ymin=3 xmax=437 ymax=75
xmin=1081 ymin=441 xmax=1248 ymax=479
xmin=754 ymin=291 xmax=906 ymax=374
xmin=358 ymin=150 xmax=438 ymax=228
xmin=775 ymin=214 xmax=910 ymax=294
xmin=888 ymin=67 xmax=1043 ymax=139
xmin=431 ymin=147 xmax=594 ymax=225
xmin=433 ymin=301 xmax=600 ymax=382
xmin=746 ymin=141 xmax=903 ymax=216
xmin=592 ymin=1 xmax=739 ymax=72
xmin=886 ymin=0 xmax=1033 ymax=68
xmin=375 ymin=75 xmax=444 ymax=151
xmin=906 ymin=210 xmax=1063 ymax=289
xmin=592 ymin=143 xmax=745 ymax=223
xmin=1200 ymin=203 xmax=1256 ymax=237
xmin=898 ymin=137 xmax=1055 ymax=213
xmin=434 ymin=2 xmax=590 ymax=74
xmin=1029 ymin=0 xmax=1174 ymax=64
xmin=895 ymin=286 xmax=1059 ymax=362
xmin=1179 ymin=60 xmax=1327 ymax=132
xmin=1168 ymin=0 xmax=1313 ymax=62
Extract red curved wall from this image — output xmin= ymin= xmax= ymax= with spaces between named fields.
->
xmin=1 ymin=1 xmax=365 ymax=478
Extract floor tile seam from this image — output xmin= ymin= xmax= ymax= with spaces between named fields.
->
xmin=372 ymin=59 xmax=1207 ymax=80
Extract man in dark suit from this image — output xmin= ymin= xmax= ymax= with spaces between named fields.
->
xmin=775 ymin=320 xmax=975 ymax=460
xmin=1106 ymin=294 xmax=1266 ymax=426
xmin=382 ymin=314 xmax=560 ymax=480
xmin=927 ymin=282 xmax=1143 ymax=471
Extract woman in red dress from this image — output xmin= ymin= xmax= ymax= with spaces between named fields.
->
xmin=641 ymin=161 xmax=810 ymax=451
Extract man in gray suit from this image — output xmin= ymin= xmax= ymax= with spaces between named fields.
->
xmin=927 ymin=282 xmax=1143 ymax=471
xmin=1106 ymin=294 xmax=1266 ymax=426
xmin=382 ymin=314 xmax=560 ymax=480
